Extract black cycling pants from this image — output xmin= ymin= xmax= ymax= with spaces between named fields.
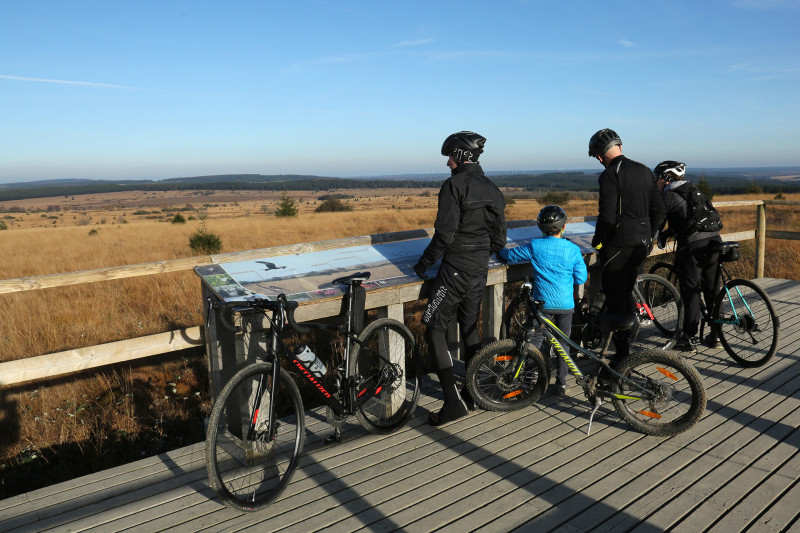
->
xmin=677 ymin=238 xmax=720 ymax=337
xmin=422 ymin=261 xmax=486 ymax=370
xmin=599 ymin=244 xmax=648 ymax=359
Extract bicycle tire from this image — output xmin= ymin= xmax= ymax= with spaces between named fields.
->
xmin=465 ymin=339 xmax=548 ymax=412
xmin=350 ymin=318 xmax=421 ymax=434
xmin=205 ymin=362 xmax=305 ymax=512
xmin=632 ymin=273 xmax=684 ymax=351
xmin=611 ymin=349 xmax=706 ymax=436
xmin=648 ymin=262 xmax=680 ymax=293
xmin=712 ymin=278 xmax=779 ymax=367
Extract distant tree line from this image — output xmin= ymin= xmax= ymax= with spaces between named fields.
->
xmin=2 ymin=171 xmax=799 ymax=202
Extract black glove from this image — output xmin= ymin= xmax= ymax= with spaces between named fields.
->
xmin=657 ymin=232 xmax=667 ymax=250
xmin=413 ymin=262 xmax=430 ymax=280
xmin=495 ymin=252 xmax=508 ymax=265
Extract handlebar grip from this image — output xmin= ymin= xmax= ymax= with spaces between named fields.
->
xmin=281 ymin=294 xmax=311 ymax=334
xmin=212 ymin=300 xmax=245 ymax=333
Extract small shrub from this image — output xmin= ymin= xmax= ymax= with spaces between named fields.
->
xmin=189 ymin=218 xmax=222 ymax=255
xmin=315 ymin=198 xmax=353 ymax=213
xmin=0 ymin=220 xmax=7 ymax=230
xmin=171 ymin=214 xmax=187 ymax=224
xmin=537 ymin=191 xmax=570 ymax=206
xmin=775 ymin=192 xmax=785 ymax=200
xmin=275 ymin=192 xmax=298 ymax=217
xmin=88 ymin=228 xmax=99 ymax=236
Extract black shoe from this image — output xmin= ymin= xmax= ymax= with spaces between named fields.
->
xmin=554 ymin=383 xmax=569 ymax=397
xmin=428 ymin=399 xmax=469 ymax=426
xmin=676 ymin=334 xmax=700 ymax=352
xmin=704 ymin=333 xmax=720 ymax=349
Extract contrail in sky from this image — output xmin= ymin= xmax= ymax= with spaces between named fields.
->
xmin=0 ymin=74 xmax=143 ymax=89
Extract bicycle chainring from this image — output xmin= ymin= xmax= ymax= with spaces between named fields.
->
xmin=326 ymin=405 xmax=349 ymax=428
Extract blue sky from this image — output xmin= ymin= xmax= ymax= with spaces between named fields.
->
xmin=1 ymin=0 xmax=799 ymax=183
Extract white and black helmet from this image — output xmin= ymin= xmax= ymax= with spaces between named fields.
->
xmin=441 ymin=131 xmax=486 ymax=164
xmin=654 ymin=161 xmax=686 ymax=183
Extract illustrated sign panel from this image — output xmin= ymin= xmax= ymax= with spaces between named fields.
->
xmin=195 ymin=221 xmax=597 ymax=302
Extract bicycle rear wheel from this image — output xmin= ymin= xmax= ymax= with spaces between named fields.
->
xmin=466 ymin=339 xmax=548 ymax=412
xmin=499 ymin=289 xmax=527 ymax=340
xmin=611 ymin=349 xmax=706 ymax=437
xmin=631 ymin=273 xmax=683 ymax=351
xmin=206 ymin=362 xmax=304 ymax=512
xmin=350 ymin=318 xmax=421 ymax=434
xmin=712 ymin=279 xmax=779 ymax=367
xmin=649 ymin=262 xmax=679 ymax=293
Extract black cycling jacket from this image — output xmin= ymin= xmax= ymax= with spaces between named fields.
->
xmin=592 ymin=155 xmax=665 ymax=248
xmin=417 ymin=163 xmax=507 ymax=273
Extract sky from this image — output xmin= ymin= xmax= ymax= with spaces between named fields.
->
xmin=1 ymin=0 xmax=800 ymax=183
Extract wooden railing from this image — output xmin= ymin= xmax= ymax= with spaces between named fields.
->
xmin=1 ymin=199 xmax=794 ymax=387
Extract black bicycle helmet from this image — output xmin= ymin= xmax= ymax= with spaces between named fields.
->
xmin=653 ymin=160 xmax=686 ymax=182
xmin=537 ymin=205 xmax=567 ymax=235
xmin=588 ymin=128 xmax=622 ymax=157
xmin=441 ymin=131 xmax=486 ymax=164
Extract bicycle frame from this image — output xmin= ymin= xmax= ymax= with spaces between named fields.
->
xmin=511 ymin=294 xmax=653 ymax=404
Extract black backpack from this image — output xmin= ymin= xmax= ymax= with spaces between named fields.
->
xmin=670 ymin=183 xmax=723 ymax=236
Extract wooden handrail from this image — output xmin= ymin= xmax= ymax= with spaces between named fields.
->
xmin=0 ymin=200 xmax=781 ymax=387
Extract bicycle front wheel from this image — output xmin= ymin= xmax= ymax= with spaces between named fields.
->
xmin=713 ymin=279 xmax=779 ymax=367
xmin=466 ymin=339 xmax=548 ymax=412
xmin=205 ymin=362 xmax=304 ymax=512
xmin=611 ymin=349 xmax=706 ymax=437
xmin=350 ymin=318 xmax=421 ymax=434
xmin=631 ymin=273 xmax=683 ymax=351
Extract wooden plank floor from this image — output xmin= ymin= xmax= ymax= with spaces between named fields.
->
xmin=2 ymin=278 xmax=799 ymax=533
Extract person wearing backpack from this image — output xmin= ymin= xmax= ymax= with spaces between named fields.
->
xmin=654 ymin=161 xmax=722 ymax=351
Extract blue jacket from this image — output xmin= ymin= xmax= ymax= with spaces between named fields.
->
xmin=499 ymin=236 xmax=588 ymax=312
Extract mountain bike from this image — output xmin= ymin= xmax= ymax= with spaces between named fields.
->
xmin=467 ymin=281 xmax=706 ymax=436
xmin=500 ymin=273 xmax=683 ymax=351
xmin=649 ymin=240 xmax=779 ymax=367
xmin=204 ymin=272 xmax=421 ymax=512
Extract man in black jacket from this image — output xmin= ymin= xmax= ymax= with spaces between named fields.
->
xmin=588 ymin=128 xmax=665 ymax=361
xmin=414 ymin=131 xmax=507 ymax=425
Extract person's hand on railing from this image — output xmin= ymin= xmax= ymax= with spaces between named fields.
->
xmin=413 ymin=262 xmax=431 ymax=281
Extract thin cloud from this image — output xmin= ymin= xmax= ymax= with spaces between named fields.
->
xmin=618 ymin=38 xmax=637 ymax=48
xmin=0 ymin=74 xmax=145 ymax=90
xmin=394 ymin=37 xmax=435 ymax=47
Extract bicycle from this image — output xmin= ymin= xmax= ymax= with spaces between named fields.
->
xmin=649 ymin=240 xmax=779 ymax=367
xmin=467 ymin=280 xmax=706 ymax=436
xmin=500 ymin=273 xmax=684 ymax=352
xmin=204 ymin=272 xmax=421 ymax=512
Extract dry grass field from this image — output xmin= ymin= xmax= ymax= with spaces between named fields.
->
xmin=0 ymin=187 xmax=799 ymax=498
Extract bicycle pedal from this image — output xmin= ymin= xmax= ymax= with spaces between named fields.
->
xmin=325 ymin=428 xmax=342 ymax=445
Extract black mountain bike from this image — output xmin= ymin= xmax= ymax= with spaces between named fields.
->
xmin=649 ymin=240 xmax=779 ymax=367
xmin=205 ymin=272 xmax=421 ymax=512
xmin=468 ymin=281 xmax=706 ymax=437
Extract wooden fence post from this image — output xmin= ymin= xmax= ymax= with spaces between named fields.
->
xmin=756 ymin=203 xmax=766 ymax=278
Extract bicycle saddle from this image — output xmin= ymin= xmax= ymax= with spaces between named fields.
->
xmin=333 ymin=272 xmax=371 ymax=286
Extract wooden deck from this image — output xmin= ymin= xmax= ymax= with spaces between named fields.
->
xmin=2 ymin=277 xmax=799 ymax=533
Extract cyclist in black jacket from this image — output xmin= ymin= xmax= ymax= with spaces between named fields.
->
xmin=588 ymin=128 xmax=665 ymax=361
xmin=414 ymin=131 xmax=507 ymax=425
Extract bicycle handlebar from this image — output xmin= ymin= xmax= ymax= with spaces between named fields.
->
xmin=209 ymin=295 xmax=311 ymax=334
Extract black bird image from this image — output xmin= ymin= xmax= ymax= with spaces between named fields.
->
xmin=257 ymin=261 xmax=286 ymax=271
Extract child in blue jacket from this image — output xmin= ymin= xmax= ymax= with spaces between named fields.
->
xmin=498 ymin=205 xmax=588 ymax=395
